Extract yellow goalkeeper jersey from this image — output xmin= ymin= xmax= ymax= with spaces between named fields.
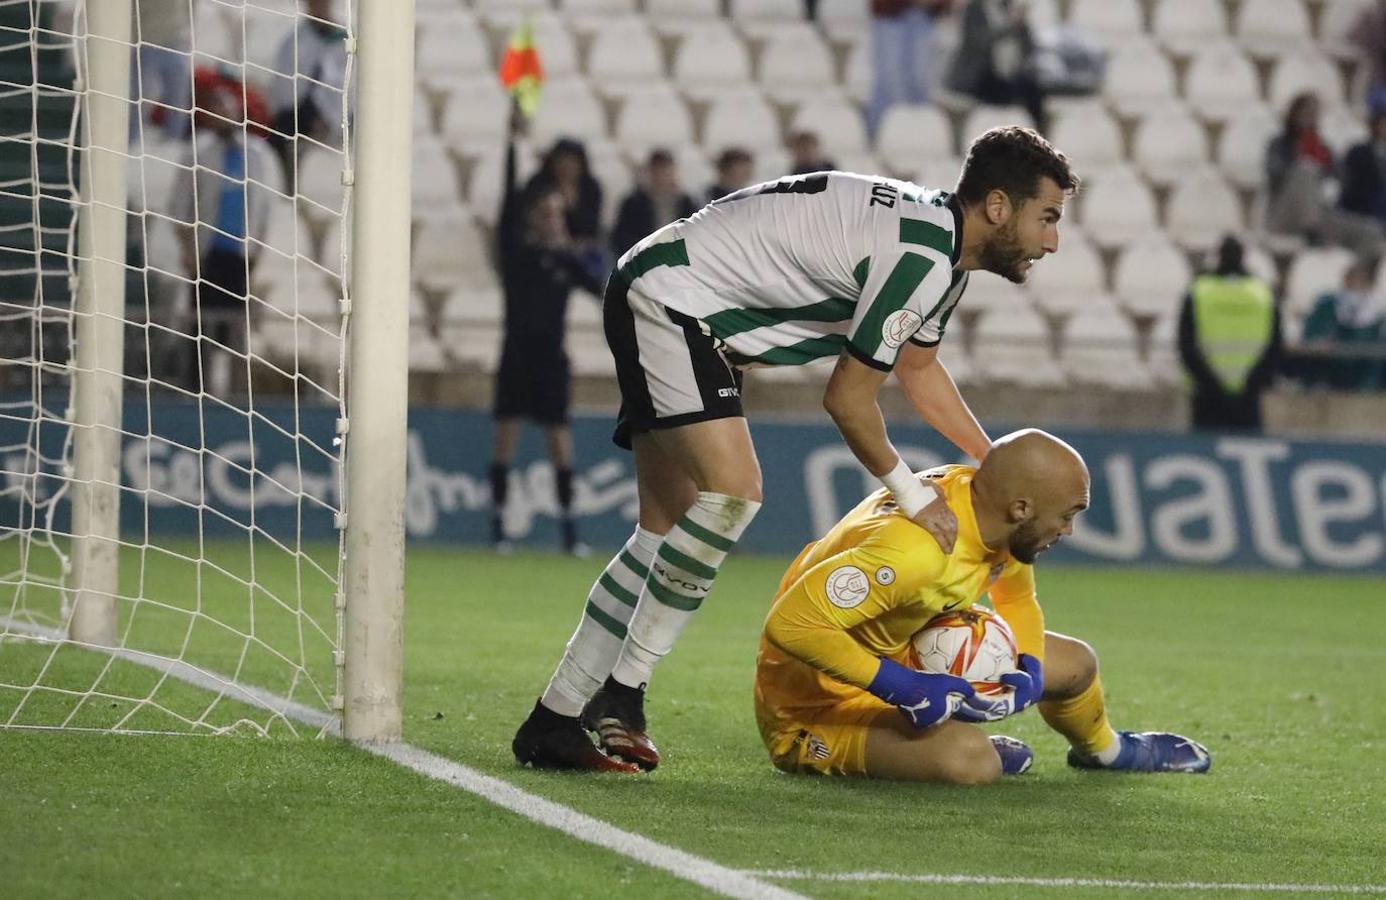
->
xmin=755 ymin=464 xmax=1045 ymax=727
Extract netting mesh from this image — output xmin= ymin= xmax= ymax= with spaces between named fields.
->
xmin=0 ymin=0 xmax=356 ymax=736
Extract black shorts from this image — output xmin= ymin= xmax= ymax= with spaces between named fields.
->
xmin=603 ymin=274 xmax=744 ymax=450
xmin=493 ymin=340 xmax=571 ymax=425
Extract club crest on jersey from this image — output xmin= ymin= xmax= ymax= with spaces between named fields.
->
xmin=881 ymin=309 xmax=924 ymax=349
xmin=825 ymin=565 xmax=870 ymax=608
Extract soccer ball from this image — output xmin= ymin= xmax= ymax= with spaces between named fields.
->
xmin=910 ymin=606 xmax=1019 ymax=696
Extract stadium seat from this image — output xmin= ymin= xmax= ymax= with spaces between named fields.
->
xmin=1078 ymin=166 xmax=1159 ymax=250
xmin=414 ymin=18 xmax=491 ymax=93
xmin=1114 ymin=233 xmax=1194 ymax=319
xmin=935 ymin=338 xmax=980 ymax=387
xmin=408 ymin=324 xmax=447 ymax=374
xmin=1047 ymin=103 xmax=1123 ymax=179
xmin=442 ymin=283 xmax=504 ymax=330
xmin=614 ymin=87 xmax=696 ymax=158
xmin=1132 ymin=105 xmax=1211 ymax=187
xmin=753 ymin=147 xmax=792 ymax=182
xmin=961 ymin=106 xmax=1031 ymax=144
xmin=961 ymin=271 xmax=1031 ymax=314
xmin=915 ymin=156 xmax=963 ymax=194
xmin=759 ymin=27 xmax=837 ymax=104
xmin=415 ymin=211 xmax=497 ymax=297
xmin=791 ymin=95 xmax=870 ymax=156
xmin=1268 ymin=50 xmax=1345 ymax=110
xmin=1061 ymin=307 xmax=1154 ymax=390
xmin=1184 ymin=42 xmax=1260 ymax=123
xmin=568 ymin=328 xmax=618 ymax=376
xmin=1026 ymin=232 xmax=1108 ymax=315
xmin=729 ymin=0 xmax=806 ymax=40
xmin=1150 ymin=0 xmax=1230 ymax=54
xmin=1285 ymin=246 xmax=1356 ymax=317
xmin=584 ymin=138 xmax=634 ymax=231
xmin=702 ymin=91 xmax=782 ymax=156
xmin=1321 ymin=102 xmax=1370 ymax=152
xmin=1235 ymin=0 xmax=1313 ymax=59
xmin=586 ymin=18 xmax=664 ymax=96
xmin=412 ymin=134 xmax=463 ymax=215
xmin=559 ymin=0 xmax=637 ymax=15
xmin=1320 ymin=0 xmax=1375 ymax=60
xmin=1165 ymin=168 xmax=1243 ymax=252
xmin=841 ymin=41 xmax=873 ymax=106
xmin=1217 ymin=104 xmax=1278 ymax=189
xmin=1102 ymin=38 xmax=1178 ymax=118
xmin=464 ymin=142 xmax=537 ymax=226
xmin=645 ymin=0 xmax=723 ymax=37
xmin=819 ymin=2 xmax=870 ymax=45
xmin=296 ymin=146 xmax=346 ymax=230
xmin=527 ymin=16 xmax=581 ymax=78
xmin=973 ymin=306 xmax=1066 ymax=387
xmin=472 ymin=0 xmax=551 ymax=31
xmin=439 ymin=77 xmax=510 ymax=153
xmin=1243 ymin=242 xmax=1279 ymax=287
xmin=875 ymin=105 xmax=953 ymax=178
xmin=529 ymin=78 xmax=608 ymax=148
xmin=1067 ymin=0 xmax=1144 ymax=43
xmin=673 ymin=23 xmax=753 ymax=102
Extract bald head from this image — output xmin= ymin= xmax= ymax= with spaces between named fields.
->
xmin=972 ymin=429 xmax=1089 ymax=563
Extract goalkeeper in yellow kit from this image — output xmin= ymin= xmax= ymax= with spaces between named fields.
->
xmin=755 ymin=429 xmax=1211 ymax=782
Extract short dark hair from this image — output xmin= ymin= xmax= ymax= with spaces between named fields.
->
xmin=716 ymin=147 xmax=753 ymax=171
xmin=955 ymin=126 xmax=1079 ymax=208
xmin=648 ymin=148 xmax=676 ymax=168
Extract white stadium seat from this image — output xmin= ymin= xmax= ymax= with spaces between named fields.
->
xmin=1047 ymin=104 xmax=1123 ymax=179
xmin=1067 ymin=0 xmax=1144 ymax=43
xmin=586 ymin=18 xmax=664 ymax=96
xmin=935 ymin=338 xmax=980 ymax=387
xmin=1218 ymin=104 xmax=1278 ymax=189
xmin=1269 ymin=50 xmax=1345 ymax=110
xmin=960 ymin=271 xmax=1031 ymax=315
xmin=529 ymin=79 xmax=608 ymax=147
xmin=673 ymin=24 xmax=753 ymax=101
xmin=915 ymin=156 xmax=963 ymax=194
xmin=702 ymin=91 xmax=782 ymax=154
xmin=1320 ymin=0 xmax=1375 ymax=60
xmin=439 ymin=78 xmax=510 ymax=153
xmin=584 ymin=139 xmax=634 ymax=230
xmin=759 ymin=27 xmax=837 ymax=104
xmin=645 ymin=0 xmax=723 ymax=36
xmin=960 ymin=105 xmax=1030 ymax=145
xmin=415 ymin=211 xmax=497 ymax=296
xmin=1102 ymin=38 xmax=1178 ymax=118
xmin=729 ymin=0 xmax=805 ymax=39
xmin=559 ymin=0 xmax=637 ymax=15
xmin=1184 ymin=42 xmax=1261 ymax=123
xmin=1236 ymin=0 xmax=1313 ymax=59
xmin=528 ymin=16 xmax=582 ymax=78
xmin=819 ymin=2 xmax=870 ymax=45
xmin=614 ymin=87 xmax=696 ymax=157
xmin=1321 ymin=102 xmax=1370 ymax=152
xmin=973 ymin=306 xmax=1066 ymax=387
xmin=1285 ymin=246 xmax=1356 ymax=316
xmin=412 ymin=134 xmax=463 ymax=215
xmin=472 ymin=0 xmax=550 ymax=31
xmin=1026 ymin=232 xmax=1108 ymax=315
xmin=1165 ymin=168 xmax=1243 ymax=252
xmin=875 ymin=105 xmax=954 ymax=177
xmin=415 ymin=18 xmax=491 ymax=93
xmin=1133 ymin=105 xmax=1211 ymax=186
xmin=1079 ymin=166 xmax=1159 ymax=250
xmin=1114 ymin=234 xmax=1194 ymax=319
xmin=1061 ymin=308 xmax=1154 ymax=390
xmin=791 ymin=95 xmax=869 ymax=156
xmin=1146 ymin=313 xmax=1182 ymax=386
xmin=296 ymin=146 xmax=346 ymax=230
xmin=843 ymin=40 xmax=873 ymax=105
xmin=1150 ymin=0 xmax=1230 ymax=54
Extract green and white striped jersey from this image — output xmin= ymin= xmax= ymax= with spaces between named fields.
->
xmin=613 ymin=171 xmax=968 ymax=371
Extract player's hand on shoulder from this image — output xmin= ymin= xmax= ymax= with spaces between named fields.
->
xmin=911 ymin=483 xmax=958 ymax=554
xmin=953 ymin=653 xmax=1044 ymax=723
xmin=867 ymin=657 xmax=974 ymax=729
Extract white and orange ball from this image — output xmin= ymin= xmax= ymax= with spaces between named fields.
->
xmin=910 ymin=606 xmax=1019 ymax=696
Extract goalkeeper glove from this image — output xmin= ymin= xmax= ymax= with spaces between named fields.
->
xmin=952 ymin=653 xmax=1044 ymax=723
xmin=867 ymin=657 xmax=975 ymax=729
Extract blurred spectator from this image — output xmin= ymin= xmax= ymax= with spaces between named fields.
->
xmin=867 ymin=1 xmax=955 ymax=137
xmin=1265 ymin=92 xmax=1384 ymax=258
xmin=525 ymin=137 xmax=604 ymax=273
xmin=171 ymin=73 xmax=278 ymax=399
xmin=131 ymin=0 xmax=192 ymax=141
xmin=1178 ymin=236 xmax=1282 ymax=432
xmin=706 ymin=148 xmax=756 ymax=204
xmin=1338 ymin=109 xmax=1386 ymax=226
xmin=1299 ymin=259 xmax=1386 ymax=390
xmin=610 ymin=149 xmax=697 ymax=259
xmin=1351 ymin=1 xmax=1386 ymax=111
xmin=490 ymin=106 xmax=603 ymax=556
xmin=788 ymin=130 xmax=836 ymax=175
xmin=267 ymin=0 xmax=349 ymax=175
xmin=946 ymin=0 xmax=1047 ymax=132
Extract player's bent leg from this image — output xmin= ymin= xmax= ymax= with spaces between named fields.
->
xmin=862 ymin=714 xmax=1004 ymax=784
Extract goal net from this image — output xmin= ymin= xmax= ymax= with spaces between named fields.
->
xmin=0 ymin=0 xmax=364 ymax=736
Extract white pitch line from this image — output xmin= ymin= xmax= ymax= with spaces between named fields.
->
xmin=0 ymin=617 xmax=801 ymax=900
xmin=747 ymin=870 xmax=1386 ymax=895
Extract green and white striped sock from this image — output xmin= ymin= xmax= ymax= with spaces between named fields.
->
xmin=610 ymin=492 xmax=761 ymax=689
xmin=540 ymin=526 xmax=663 ymax=718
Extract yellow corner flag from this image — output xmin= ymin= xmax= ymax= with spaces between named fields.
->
xmin=498 ymin=20 xmax=544 ymax=118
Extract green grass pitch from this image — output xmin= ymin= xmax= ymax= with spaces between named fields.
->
xmin=3 ymin=544 xmax=1385 ymax=898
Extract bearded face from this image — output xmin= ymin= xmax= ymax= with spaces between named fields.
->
xmin=978 ymin=216 xmax=1032 ymax=284
xmin=1007 ymin=518 xmax=1048 ymax=564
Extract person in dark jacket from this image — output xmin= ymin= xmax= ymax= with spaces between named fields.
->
xmin=525 ymin=135 xmax=604 ymax=273
xmin=1338 ymin=109 xmax=1386 ymax=226
xmin=1177 ymin=236 xmax=1282 ymax=432
xmin=705 ymin=147 xmax=755 ymax=204
xmin=1299 ymin=259 xmax=1386 ymax=390
xmin=490 ymin=106 xmax=603 ymax=555
xmin=609 ymin=148 xmax=698 ymax=260
xmin=787 ymin=130 xmax=836 ymax=176
xmin=946 ymin=0 xmax=1047 ymax=131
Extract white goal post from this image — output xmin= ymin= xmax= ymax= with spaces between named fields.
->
xmin=0 ymin=0 xmax=412 ymax=743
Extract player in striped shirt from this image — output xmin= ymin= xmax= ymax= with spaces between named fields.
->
xmin=514 ymin=126 xmax=1080 ymax=773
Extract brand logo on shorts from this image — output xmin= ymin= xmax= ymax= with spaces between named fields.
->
xmin=717 ymin=387 xmax=740 ymax=398
xmin=882 ymin=309 xmax=924 ymax=349
xmin=875 ymin=565 xmax=896 ymax=586
xmin=807 ymin=734 xmax=830 ymax=760
xmin=825 ymin=565 xmax=870 ymax=608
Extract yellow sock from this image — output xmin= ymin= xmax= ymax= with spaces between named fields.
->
xmin=1039 ymin=673 xmax=1118 ymax=757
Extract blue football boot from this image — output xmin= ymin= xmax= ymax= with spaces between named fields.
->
xmin=989 ymin=735 xmax=1034 ymax=775
xmin=1068 ymin=731 xmax=1212 ymax=774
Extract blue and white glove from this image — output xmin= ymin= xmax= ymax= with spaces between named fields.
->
xmin=953 ymin=653 xmax=1044 ymax=723
xmin=867 ymin=658 xmax=975 ymax=729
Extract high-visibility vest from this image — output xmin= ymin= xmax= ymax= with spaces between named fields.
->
xmin=1191 ymin=274 xmax=1274 ymax=392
